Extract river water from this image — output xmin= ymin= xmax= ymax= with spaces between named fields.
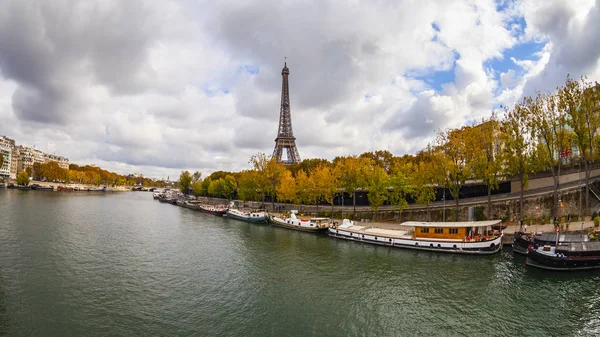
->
xmin=0 ymin=189 xmax=599 ymax=336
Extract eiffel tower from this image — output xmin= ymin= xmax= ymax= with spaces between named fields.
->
xmin=272 ymin=59 xmax=301 ymax=164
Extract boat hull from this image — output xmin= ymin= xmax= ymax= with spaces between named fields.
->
xmin=226 ymin=211 xmax=268 ymax=224
xmin=526 ymin=251 xmax=600 ymax=271
xmin=328 ymin=227 xmax=502 ymax=255
xmin=269 ymin=217 xmax=328 ymax=233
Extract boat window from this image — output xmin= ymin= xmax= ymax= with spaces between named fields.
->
xmin=449 ymin=228 xmax=458 ymax=234
xmin=420 ymin=228 xmax=429 ymax=234
xmin=434 ymin=228 xmax=444 ymax=234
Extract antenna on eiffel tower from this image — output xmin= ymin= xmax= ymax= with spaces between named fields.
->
xmin=272 ymin=59 xmax=300 ymax=164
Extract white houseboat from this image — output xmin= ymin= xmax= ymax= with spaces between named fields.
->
xmin=269 ymin=212 xmax=329 ymax=233
xmin=329 ymin=219 xmax=503 ymax=254
xmin=226 ymin=208 xmax=269 ymax=224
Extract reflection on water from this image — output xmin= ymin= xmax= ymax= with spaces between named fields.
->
xmin=0 ymin=189 xmax=599 ymax=336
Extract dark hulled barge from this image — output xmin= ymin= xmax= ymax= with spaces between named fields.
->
xmin=526 ymin=241 xmax=600 ymax=271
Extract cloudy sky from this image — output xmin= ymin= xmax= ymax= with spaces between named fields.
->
xmin=1 ymin=0 xmax=599 ymax=179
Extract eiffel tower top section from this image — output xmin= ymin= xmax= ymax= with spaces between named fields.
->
xmin=272 ymin=59 xmax=301 ymax=164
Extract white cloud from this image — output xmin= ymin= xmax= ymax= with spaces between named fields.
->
xmin=1 ymin=0 xmax=600 ymax=178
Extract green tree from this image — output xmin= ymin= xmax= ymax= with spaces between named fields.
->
xmin=200 ymin=177 xmax=212 ymax=196
xmin=191 ymin=181 xmax=203 ymax=196
xmin=412 ymin=146 xmax=440 ymax=221
xmin=17 ymin=170 xmax=29 ymax=186
xmin=276 ymin=170 xmax=297 ymax=204
xmin=237 ymin=171 xmax=260 ymax=202
xmin=250 ymin=153 xmax=285 ymax=209
xmin=333 ymin=156 xmax=371 ymax=217
xmin=436 ymin=126 xmax=479 ymax=220
xmin=312 ymin=165 xmax=339 ymax=215
xmin=471 ymin=115 xmax=504 ymax=219
xmin=221 ymin=175 xmax=237 ymax=200
xmin=387 ymin=163 xmax=414 ymax=220
xmin=561 ymin=76 xmax=600 ymax=215
xmin=295 ymin=170 xmax=316 ymax=214
xmin=178 ymin=170 xmax=193 ymax=195
xmin=366 ymin=165 xmax=389 ymax=213
xmin=501 ymin=104 xmax=538 ymax=218
xmin=525 ymin=92 xmax=571 ymax=218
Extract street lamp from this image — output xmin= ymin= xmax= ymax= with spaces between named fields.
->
xmin=579 ymin=161 xmax=582 ymax=222
xmin=443 ymin=187 xmax=446 ymax=222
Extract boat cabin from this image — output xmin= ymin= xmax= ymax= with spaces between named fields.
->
xmin=402 ymin=220 xmax=502 ymax=241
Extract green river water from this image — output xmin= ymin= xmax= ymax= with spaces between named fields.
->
xmin=0 ymin=189 xmax=599 ymax=336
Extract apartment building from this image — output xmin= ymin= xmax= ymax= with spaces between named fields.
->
xmin=0 ymin=136 xmax=15 ymax=179
xmin=44 ymin=153 xmax=70 ymax=169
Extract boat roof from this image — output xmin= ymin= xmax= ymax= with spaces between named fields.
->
xmin=310 ymin=217 xmax=330 ymax=221
xmin=401 ymin=220 xmax=502 ymax=228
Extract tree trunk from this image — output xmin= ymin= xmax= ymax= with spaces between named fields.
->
xmin=584 ymin=158 xmax=590 ymax=215
xmin=487 ymin=184 xmax=491 ymax=219
xmin=455 ymin=191 xmax=460 ymax=221
xmin=353 ymin=190 xmax=357 ymax=219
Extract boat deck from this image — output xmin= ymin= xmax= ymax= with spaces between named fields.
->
xmin=535 ymin=233 xmax=589 ymax=243
xmin=341 ymin=225 xmax=412 ymax=239
xmin=556 ymin=241 xmax=600 ymax=254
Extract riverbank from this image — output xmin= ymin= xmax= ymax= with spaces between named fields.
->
xmin=3 ymin=180 xmax=131 ymax=191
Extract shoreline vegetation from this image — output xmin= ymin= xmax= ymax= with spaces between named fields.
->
xmin=4 ymin=162 xmax=172 ymax=190
xmin=177 ymin=76 xmax=600 ymax=223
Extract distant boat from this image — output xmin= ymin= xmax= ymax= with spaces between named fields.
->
xmin=8 ymin=184 xmax=30 ymax=190
xmin=269 ymin=212 xmax=329 ymax=232
xmin=329 ymin=219 xmax=504 ymax=254
xmin=176 ymin=200 xmax=200 ymax=210
xmin=30 ymin=184 xmax=54 ymax=191
xmin=198 ymin=204 xmax=227 ymax=216
xmin=226 ymin=208 xmax=269 ymax=224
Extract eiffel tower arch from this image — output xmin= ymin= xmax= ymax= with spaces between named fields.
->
xmin=272 ymin=60 xmax=301 ymax=164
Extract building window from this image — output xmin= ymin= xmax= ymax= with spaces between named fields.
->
xmin=420 ymin=228 xmax=429 ymax=234
xmin=434 ymin=228 xmax=444 ymax=234
xmin=449 ymin=228 xmax=458 ymax=234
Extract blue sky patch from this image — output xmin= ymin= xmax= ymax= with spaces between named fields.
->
xmin=237 ymin=65 xmax=259 ymax=75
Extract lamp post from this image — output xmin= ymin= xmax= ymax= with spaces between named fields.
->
xmin=443 ymin=187 xmax=446 ymax=222
xmin=579 ymin=161 xmax=582 ymax=222
xmin=341 ymin=193 xmax=344 ymax=219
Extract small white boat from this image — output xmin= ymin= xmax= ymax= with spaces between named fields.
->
xmin=269 ymin=212 xmax=329 ymax=233
xmin=226 ymin=208 xmax=269 ymax=224
xmin=329 ymin=219 xmax=503 ymax=254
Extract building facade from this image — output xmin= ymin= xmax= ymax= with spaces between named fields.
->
xmin=17 ymin=146 xmax=45 ymax=174
xmin=44 ymin=154 xmax=70 ymax=169
xmin=0 ymin=136 xmax=15 ymax=179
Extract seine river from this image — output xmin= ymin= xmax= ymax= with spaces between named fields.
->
xmin=0 ymin=189 xmax=599 ymax=336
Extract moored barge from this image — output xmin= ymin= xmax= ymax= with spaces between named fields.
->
xmin=513 ymin=231 xmax=589 ymax=255
xmin=526 ymin=241 xmax=600 ymax=271
xmin=269 ymin=212 xmax=329 ymax=232
xmin=198 ymin=204 xmax=227 ymax=216
xmin=226 ymin=208 xmax=269 ymax=224
xmin=329 ymin=219 xmax=503 ymax=254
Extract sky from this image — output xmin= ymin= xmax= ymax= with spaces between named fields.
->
xmin=1 ymin=0 xmax=600 ymax=179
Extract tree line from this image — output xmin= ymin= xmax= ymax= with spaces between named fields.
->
xmin=15 ymin=162 xmax=170 ymax=187
xmin=179 ymin=76 xmax=600 ymax=220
